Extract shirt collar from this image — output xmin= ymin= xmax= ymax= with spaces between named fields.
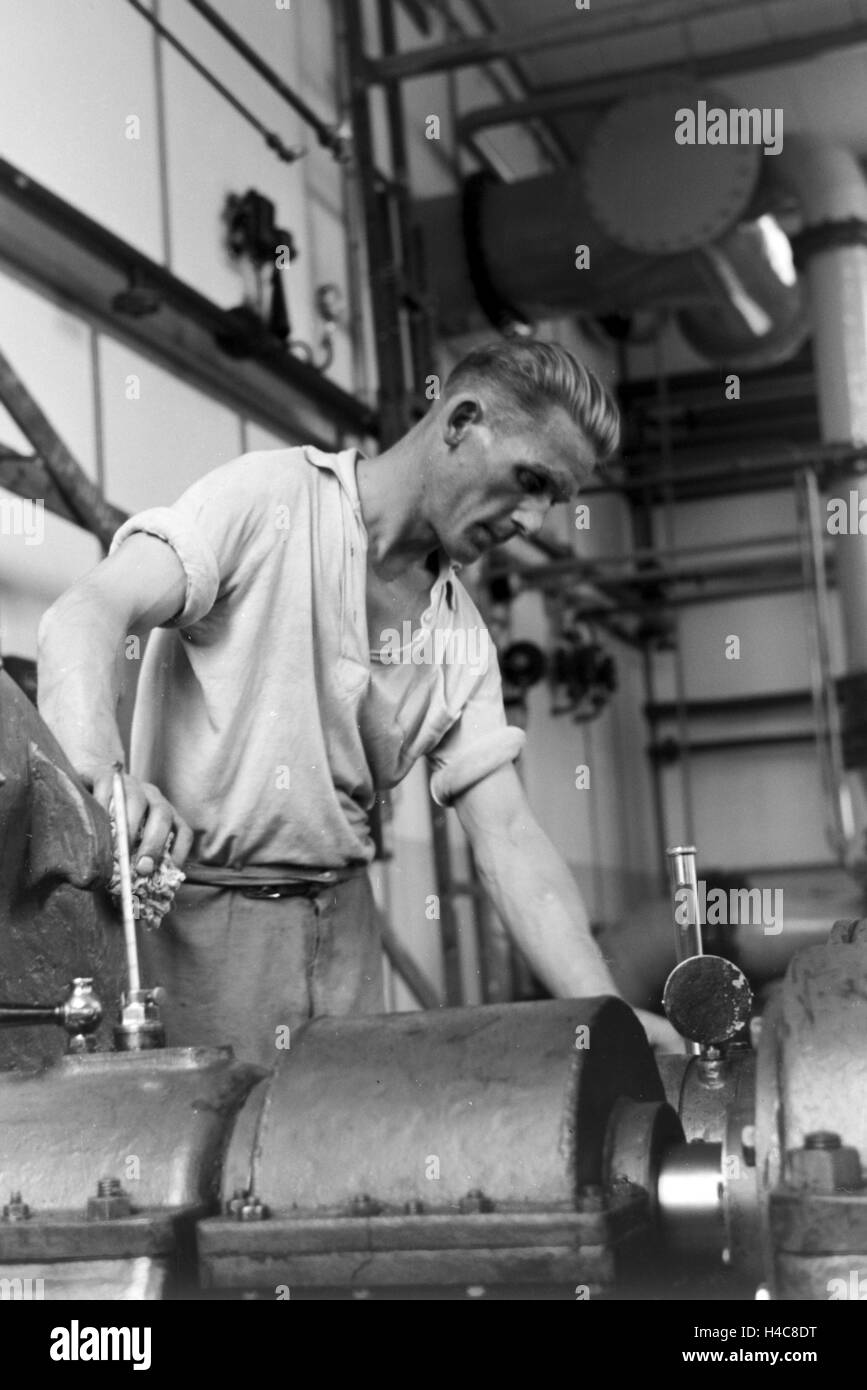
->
xmin=305 ymin=445 xmax=458 ymax=609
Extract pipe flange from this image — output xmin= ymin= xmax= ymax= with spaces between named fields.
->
xmin=582 ymin=86 xmax=761 ymax=254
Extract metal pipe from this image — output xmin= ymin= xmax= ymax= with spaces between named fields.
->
xmin=518 ymin=545 xmax=813 ymax=590
xmin=452 ymin=0 xmax=570 ymax=168
xmin=183 ymin=0 xmax=346 ymax=159
xmin=583 ymin=440 xmax=867 ymax=497
xmin=777 ymin=140 xmax=867 ymax=672
xmin=796 ymin=466 xmax=856 ymax=859
xmin=111 ymin=765 xmax=141 ymax=996
xmin=666 ymin=846 xmax=703 ymax=964
xmin=651 ymin=731 xmax=816 ymax=759
xmin=127 ymin=0 xmax=305 ymax=166
xmin=366 ymin=0 xmax=788 ymax=81
xmin=457 ymin=24 xmax=867 ymax=136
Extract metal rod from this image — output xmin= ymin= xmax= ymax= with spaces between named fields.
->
xmin=451 ymin=0 xmax=570 ymax=168
xmin=647 ymin=690 xmax=812 ymax=720
xmin=183 ymin=0 xmax=345 ymax=158
xmin=666 ymin=846 xmax=703 ymax=963
xmin=519 ymin=545 xmax=817 ymax=590
xmin=586 ymin=442 xmax=867 ymax=498
xmin=127 ymin=0 xmax=304 ymax=166
xmin=651 ymin=731 xmax=817 ymax=760
xmin=0 ymin=1006 xmax=60 ymax=1027
xmin=111 ymin=764 xmax=142 ymax=996
xmin=366 ymin=0 xmax=791 ymax=81
xmin=458 ymin=23 xmax=867 ymax=135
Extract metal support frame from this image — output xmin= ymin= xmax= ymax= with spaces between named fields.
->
xmin=0 ymin=157 xmax=375 ymax=450
xmin=363 ymin=0 xmax=781 ymax=82
xmin=457 ymin=24 xmax=867 ymax=137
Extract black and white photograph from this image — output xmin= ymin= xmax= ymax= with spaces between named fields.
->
xmin=0 ymin=0 xmax=865 ymax=1349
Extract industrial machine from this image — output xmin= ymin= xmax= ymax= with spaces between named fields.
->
xmin=1 ymin=665 xmax=865 ymax=1301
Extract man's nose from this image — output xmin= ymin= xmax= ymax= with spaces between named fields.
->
xmin=511 ymin=498 xmax=550 ymax=539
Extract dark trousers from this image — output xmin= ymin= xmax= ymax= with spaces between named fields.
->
xmin=139 ymin=873 xmax=384 ymax=1069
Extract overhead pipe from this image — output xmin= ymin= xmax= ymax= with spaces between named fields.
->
xmin=416 ymin=86 xmax=808 ymax=370
xmin=366 ymin=0 xmax=788 ymax=83
xmin=457 ymin=24 xmax=867 ymax=138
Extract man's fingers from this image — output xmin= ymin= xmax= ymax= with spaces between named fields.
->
xmin=171 ymin=818 xmax=194 ymax=869
xmin=91 ymin=770 xmax=186 ymax=874
xmin=135 ymin=790 xmax=175 ymax=872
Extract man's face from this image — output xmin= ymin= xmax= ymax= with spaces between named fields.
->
xmin=430 ymin=395 xmax=598 ymax=565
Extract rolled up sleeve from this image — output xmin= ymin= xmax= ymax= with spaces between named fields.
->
xmin=427 ymin=648 xmax=526 ymax=807
xmin=110 ymin=507 xmax=220 ymax=629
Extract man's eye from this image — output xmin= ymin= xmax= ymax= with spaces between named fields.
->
xmin=518 ymin=469 xmax=546 ymax=496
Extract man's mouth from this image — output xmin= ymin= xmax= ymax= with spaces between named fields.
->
xmin=476 ymin=524 xmax=513 ymax=547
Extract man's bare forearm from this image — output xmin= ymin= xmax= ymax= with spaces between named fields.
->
xmin=37 ymin=590 xmax=127 ymax=777
xmin=474 ymin=820 xmax=619 ymax=999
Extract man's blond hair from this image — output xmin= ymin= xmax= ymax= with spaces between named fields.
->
xmin=443 ymin=339 xmax=621 ymax=464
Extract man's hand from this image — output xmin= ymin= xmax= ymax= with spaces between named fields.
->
xmin=634 ymin=1008 xmax=682 ymax=1054
xmin=82 ymin=765 xmax=193 ymax=873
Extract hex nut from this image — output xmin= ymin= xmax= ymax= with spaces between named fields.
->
xmin=86 ymin=1192 xmax=132 ymax=1220
xmin=787 ymin=1143 xmax=862 ymax=1193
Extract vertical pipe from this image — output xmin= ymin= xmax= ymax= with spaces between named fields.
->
xmin=779 ymin=142 xmax=867 ymax=670
xmin=665 ymin=845 xmax=703 ymax=963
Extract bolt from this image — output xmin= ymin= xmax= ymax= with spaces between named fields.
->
xmin=349 ymin=1194 xmax=382 ymax=1218
xmin=2 ymin=1191 xmax=30 ymax=1222
xmin=87 ymin=1176 xmax=131 ymax=1221
xmin=576 ymin=1184 xmax=606 ymax=1213
xmin=788 ymin=1135 xmax=861 ymax=1194
xmin=238 ymin=1196 xmax=268 ymax=1222
xmin=805 ymin=1131 xmax=841 ymax=1151
xmin=458 ymin=1188 xmax=494 ymax=1214
xmin=741 ymin=1124 xmax=757 ymax=1167
xmin=226 ymin=1188 xmax=269 ymax=1222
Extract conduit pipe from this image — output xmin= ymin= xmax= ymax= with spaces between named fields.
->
xmin=417 ymin=86 xmax=807 ymax=369
xmin=776 ymin=140 xmax=867 ymax=672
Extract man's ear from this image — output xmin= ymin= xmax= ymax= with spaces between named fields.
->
xmin=443 ymin=395 xmax=481 ymax=446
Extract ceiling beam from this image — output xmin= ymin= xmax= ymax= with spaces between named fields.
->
xmin=364 ymin=0 xmax=802 ymax=82
xmin=458 ymin=22 xmax=867 ymax=134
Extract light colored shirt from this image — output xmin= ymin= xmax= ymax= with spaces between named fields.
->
xmin=109 ymin=446 xmax=525 ymax=869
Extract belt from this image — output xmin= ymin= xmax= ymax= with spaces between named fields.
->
xmin=238 ymin=881 xmax=332 ymax=900
xmin=182 ymin=861 xmax=368 ymax=896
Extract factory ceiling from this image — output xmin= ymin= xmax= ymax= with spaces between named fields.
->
xmin=457 ymin=0 xmax=867 ymax=163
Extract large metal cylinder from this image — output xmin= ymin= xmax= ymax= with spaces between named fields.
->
xmin=221 ymin=997 xmax=665 ymax=1215
xmin=417 ymin=86 xmax=806 ymax=368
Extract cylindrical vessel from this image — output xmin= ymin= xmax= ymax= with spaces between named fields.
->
xmin=222 ymin=998 xmax=665 ymax=1215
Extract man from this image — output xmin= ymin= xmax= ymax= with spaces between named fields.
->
xmin=38 ymin=339 xmax=678 ymax=1065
